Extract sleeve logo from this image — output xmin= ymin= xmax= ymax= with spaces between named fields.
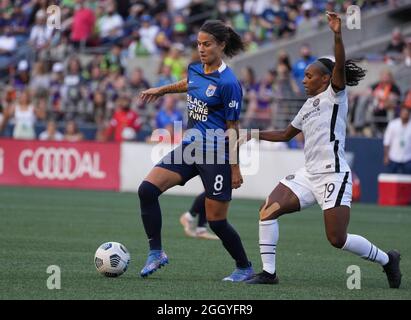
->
xmin=229 ymin=100 xmax=239 ymax=109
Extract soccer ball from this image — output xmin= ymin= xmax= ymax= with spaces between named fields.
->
xmin=94 ymin=242 xmax=131 ymax=277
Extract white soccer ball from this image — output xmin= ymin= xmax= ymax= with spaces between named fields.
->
xmin=94 ymin=242 xmax=131 ymax=277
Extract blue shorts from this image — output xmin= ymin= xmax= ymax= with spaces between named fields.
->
xmin=156 ymin=144 xmax=232 ymax=201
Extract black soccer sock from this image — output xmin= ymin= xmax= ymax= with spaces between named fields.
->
xmin=208 ymin=219 xmax=250 ymax=269
xmin=190 ymin=192 xmax=207 ymax=227
xmin=138 ymin=181 xmax=163 ymax=250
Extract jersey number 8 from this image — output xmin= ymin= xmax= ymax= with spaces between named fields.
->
xmin=214 ymin=175 xmax=224 ymax=192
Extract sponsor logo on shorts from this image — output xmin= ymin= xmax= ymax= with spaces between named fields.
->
xmin=286 ymin=174 xmax=295 ymax=180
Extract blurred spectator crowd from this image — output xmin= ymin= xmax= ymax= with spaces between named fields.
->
xmin=0 ymin=0 xmax=409 ymax=147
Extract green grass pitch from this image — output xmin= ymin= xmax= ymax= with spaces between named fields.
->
xmin=0 ymin=186 xmax=410 ymax=300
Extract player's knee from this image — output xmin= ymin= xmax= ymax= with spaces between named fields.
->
xmin=138 ymin=181 xmax=162 ymax=203
xmin=327 ymin=234 xmax=347 ymax=249
xmin=259 ymin=200 xmax=281 ymax=221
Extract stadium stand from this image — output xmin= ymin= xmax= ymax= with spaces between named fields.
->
xmin=0 ymin=0 xmax=410 ymax=145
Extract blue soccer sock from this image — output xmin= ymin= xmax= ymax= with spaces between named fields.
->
xmin=138 ymin=181 xmax=163 ymax=250
xmin=208 ymin=219 xmax=250 ymax=269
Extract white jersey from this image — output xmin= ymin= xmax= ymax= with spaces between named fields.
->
xmin=291 ymin=83 xmax=350 ymax=174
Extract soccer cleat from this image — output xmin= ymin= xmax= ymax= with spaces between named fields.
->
xmin=222 ymin=265 xmax=254 ymax=282
xmin=179 ymin=212 xmax=197 ymax=238
xmin=140 ymin=250 xmax=168 ymax=277
xmin=245 ymin=271 xmax=279 ymax=285
xmin=195 ymin=227 xmax=219 ymax=240
xmin=383 ymin=250 xmax=402 ymax=288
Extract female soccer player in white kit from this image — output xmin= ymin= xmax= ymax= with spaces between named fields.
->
xmin=245 ymin=12 xmax=401 ymax=288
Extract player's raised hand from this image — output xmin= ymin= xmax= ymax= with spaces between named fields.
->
xmin=140 ymin=87 xmax=163 ymax=103
xmin=326 ymin=11 xmax=341 ymax=34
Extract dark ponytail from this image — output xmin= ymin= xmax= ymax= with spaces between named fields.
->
xmin=344 ymin=59 xmax=366 ymax=86
xmin=317 ymin=58 xmax=366 ymax=86
xmin=199 ymin=20 xmax=245 ymax=58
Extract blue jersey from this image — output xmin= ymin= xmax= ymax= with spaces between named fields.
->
xmin=183 ymin=61 xmax=242 ymax=156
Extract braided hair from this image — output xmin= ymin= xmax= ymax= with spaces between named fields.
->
xmin=318 ymin=58 xmax=366 ymax=86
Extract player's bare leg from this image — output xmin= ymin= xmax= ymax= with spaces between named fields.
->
xmin=246 ymin=183 xmax=300 ymax=284
xmin=144 ymin=167 xmax=183 ymax=192
xmin=205 ymin=197 xmax=230 ymax=221
xmin=323 ymin=205 xmax=350 ymax=248
xmin=324 ymin=206 xmax=401 ymax=288
xmin=260 ymin=183 xmax=301 ymax=221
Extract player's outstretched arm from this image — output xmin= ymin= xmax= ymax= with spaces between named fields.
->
xmin=327 ymin=11 xmax=346 ymax=91
xmin=258 ymin=124 xmax=301 ymax=142
xmin=140 ymin=78 xmax=188 ymax=103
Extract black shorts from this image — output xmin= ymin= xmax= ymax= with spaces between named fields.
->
xmin=155 ymin=144 xmax=232 ymax=201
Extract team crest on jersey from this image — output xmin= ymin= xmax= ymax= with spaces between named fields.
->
xmin=313 ymin=98 xmax=320 ymax=107
xmin=205 ymin=84 xmax=217 ymax=97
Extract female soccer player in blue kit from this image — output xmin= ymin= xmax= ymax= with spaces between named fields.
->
xmin=138 ymin=20 xmax=254 ymax=281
